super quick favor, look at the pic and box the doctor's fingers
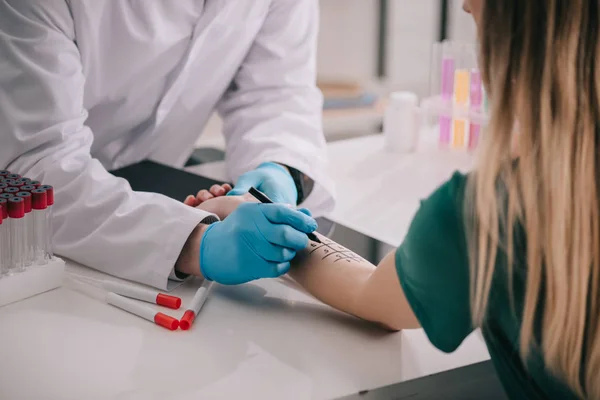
[251,237,297,263]
[259,224,308,251]
[255,262,291,279]
[184,195,199,207]
[259,204,317,234]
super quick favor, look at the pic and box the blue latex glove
[228,162,297,204]
[199,202,317,285]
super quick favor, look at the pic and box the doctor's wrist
[175,222,211,278]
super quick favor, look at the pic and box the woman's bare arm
[288,233,420,331]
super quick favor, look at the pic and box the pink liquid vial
[440,56,455,146]
[469,69,483,150]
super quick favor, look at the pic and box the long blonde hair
[468,1,600,398]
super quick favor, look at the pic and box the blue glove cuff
[256,161,291,176]
[199,222,220,281]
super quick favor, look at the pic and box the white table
[0,134,489,400]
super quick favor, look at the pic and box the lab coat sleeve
[216,0,336,216]
[0,1,213,290]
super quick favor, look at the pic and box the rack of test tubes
[0,170,65,307]
[420,41,489,151]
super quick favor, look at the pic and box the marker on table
[102,281,182,310]
[180,281,213,331]
[247,187,322,244]
[106,292,180,331]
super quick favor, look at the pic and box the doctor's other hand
[227,162,297,205]
[200,203,317,285]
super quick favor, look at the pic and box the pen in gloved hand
[248,187,321,244]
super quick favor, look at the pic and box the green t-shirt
[395,172,577,400]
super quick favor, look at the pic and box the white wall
[317,0,476,96]
[448,0,477,42]
[317,0,378,82]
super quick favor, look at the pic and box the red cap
[0,183,7,190]
[0,193,12,200]
[40,185,54,206]
[17,192,32,213]
[31,189,47,210]
[29,180,41,187]
[8,181,24,187]
[154,312,179,331]
[6,173,20,180]
[4,187,19,194]
[179,310,196,331]
[21,185,36,192]
[0,170,10,177]
[156,293,182,310]
[8,197,24,218]
[0,199,7,219]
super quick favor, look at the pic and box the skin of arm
[289,233,420,331]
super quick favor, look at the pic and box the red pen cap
[8,197,24,218]
[40,185,54,206]
[17,192,32,213]
[31,189,47,210]
[179,310,196,331]
[154,313,179,331]
[0,199,6,220]
[156,293,182,310]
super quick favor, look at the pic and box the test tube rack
[420,41,489,151]
[0,257,65,307]
[0,171,62,307]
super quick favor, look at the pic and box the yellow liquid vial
[452,119,469,148]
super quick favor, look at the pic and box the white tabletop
[0,262,488,400]
[0,133,489,400]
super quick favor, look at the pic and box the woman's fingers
[196,189,214,202]
[184,195,197,207]
[222,183,233,194]
[209,184,226,197]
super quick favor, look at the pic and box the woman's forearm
[288,233,419,331]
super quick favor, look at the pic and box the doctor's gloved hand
[228,162,297,205]
[199,202,317,285]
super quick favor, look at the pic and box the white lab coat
[0,0,335,290]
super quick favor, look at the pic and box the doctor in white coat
[0,0,335,289]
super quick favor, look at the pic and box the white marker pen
[102,281,182,310]
[180,281,213,330]
[106,292,179,331]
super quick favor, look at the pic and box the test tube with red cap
[0,171,10,178]
[0,198,7,275]
[7,197,25,274]
[5,174,20,180]
[28,181,41,188]
[20,185,37,192]
[31,189,48,264]
[39,185,54,259]
[17,191,33,266]
[4,187,19,195]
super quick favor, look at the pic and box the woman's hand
[184,184,233,207]
[192,193,257,220]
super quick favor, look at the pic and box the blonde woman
[185,0,599,398]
